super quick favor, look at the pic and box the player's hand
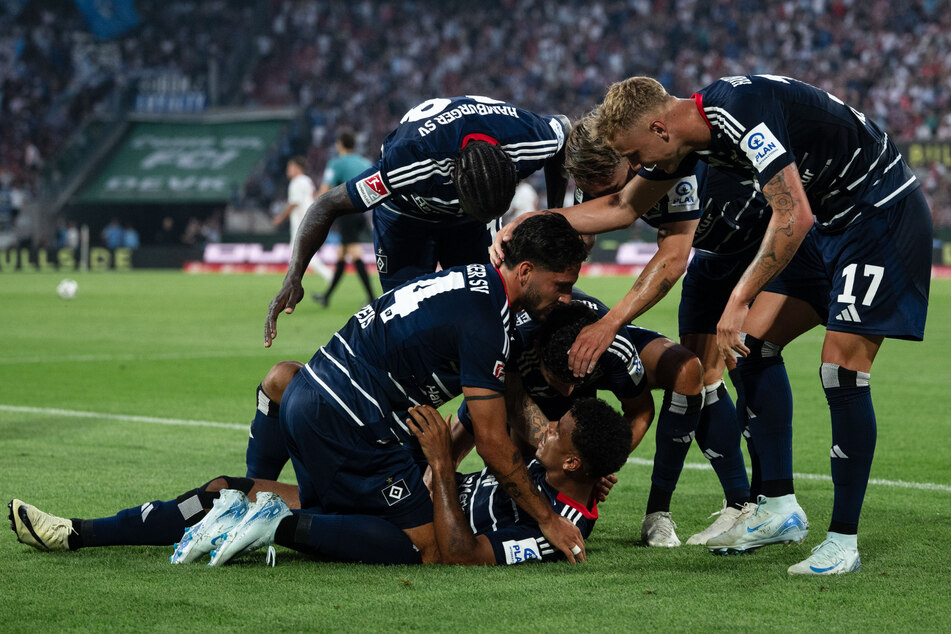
[538,513,586,563]
[594,474,618,503]
[568,317,617,377]
[716,300,750,364]
[264,278,305,348]
[407,405,453,468]
[488,211,542,267]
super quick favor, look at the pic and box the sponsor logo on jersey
[668,175,700,212]
[381,479,411,506]
[503,538,542,564]
[356,171,391,206]
[741,123,786,172]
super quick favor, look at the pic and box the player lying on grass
[10,398,631,566]
[456,295,708,548]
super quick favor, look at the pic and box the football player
[497,75,932,575]
[562,114,773,545]
[265,96,571,349]
[10,397,630,567]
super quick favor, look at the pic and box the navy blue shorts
[278,368,433,529]
[679,249,757,336]
[627,324,667,354]
[765,188,932,341]
[372,205,498,292]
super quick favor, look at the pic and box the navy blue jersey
[577,162,771,257]
[308,264,511,443]
[346,96,566,223]
[513,289,648,421]
[644,75,918,233]
[686,165,771,256]
[455,288,653,432]
[458,459,597,565]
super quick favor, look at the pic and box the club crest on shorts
[376,254,388,273]
[381,479,410,506]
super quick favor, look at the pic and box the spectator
[101,217,123,249]
[154,216,178,245]
[122,223,140,249]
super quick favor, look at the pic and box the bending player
[266,96,571,348]
[496,75,932,574]
[561,114,773,544]
[10,398,631,566]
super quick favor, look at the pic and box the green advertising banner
[76,119,286,203]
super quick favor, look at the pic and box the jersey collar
[493,266,511,308]
[691,93,713,129]
[556,491,599,519]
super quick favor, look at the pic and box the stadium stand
[2,0,949,249]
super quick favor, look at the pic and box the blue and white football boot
[170,489,250,564]
[707,494,809,554]
[208,492,291,567]
[788,533,861,575]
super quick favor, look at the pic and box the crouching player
[10,398,630,567]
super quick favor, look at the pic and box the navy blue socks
[246,384,289,480]
[735,336,794,498]
[695,381,750,508]
[822,363,876,535]
[646,390,703,514]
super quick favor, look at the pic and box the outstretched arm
[264,185,360,347]
[489,174,675,266]
[464,386,585,563]
[568,218,697,376]
[717,162,813,360]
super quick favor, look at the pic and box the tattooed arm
[463,385,586,562]
[503,371,550,451]
[716,162,814,359]
[568,218,699,376]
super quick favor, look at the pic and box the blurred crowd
[2,0,950,239]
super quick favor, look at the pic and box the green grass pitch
[1,271,949,632]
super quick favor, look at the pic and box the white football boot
[170,489,250,564]
[788,533,861,575]
[707,494,808,554]
[208,492,292,567]
[9,499,75,551]
[686,500,752,546]
[641,511,681,547]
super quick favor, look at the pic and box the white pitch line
[0,350,272,365]
[625,456,951,494]
[2,404,949,494]
[0,405,247,431]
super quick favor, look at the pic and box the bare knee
[649,342,703,395]
[262,361,304,404]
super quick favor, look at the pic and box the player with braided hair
[266,97,570,348]
[452,139,519,222]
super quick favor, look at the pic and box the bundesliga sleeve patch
[493,360,505,381]
[741,123,786,173]
[502,537,543,564]
[667,175,700,212]
[355,171,391,207]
